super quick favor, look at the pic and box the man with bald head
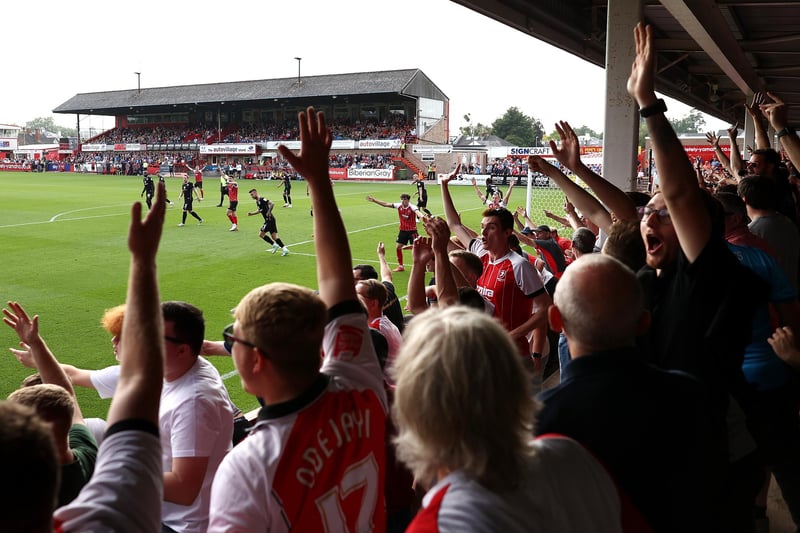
[536,254,725,531]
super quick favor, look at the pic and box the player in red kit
[366,193,424,272]
[226,176,239,231]
[186,162,204,199]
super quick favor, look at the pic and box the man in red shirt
[441,171,552,360]
[366,193,423,272]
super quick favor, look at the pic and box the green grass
[0,171,567,417]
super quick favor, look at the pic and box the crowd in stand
[6,23,800,533]
[89,116,414,146]
[329,152,394,169]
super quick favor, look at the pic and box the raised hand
[277,107,332,185]
[550,121,582,171]
[8,342,35,368]
[427,216,451,255]
[527,155,555,175]
[727,122,740,139]
[626,23,658,108]
[705,131,720,147]
[3,301,40,347]
[760,91,789,131]
[129,181,166,262]
[745,92,765,120]
[441,164,461,185]
[411,235,433,266]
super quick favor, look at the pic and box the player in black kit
[141,175,155,209]
[278,173,293,208]
[158,175,175,207]
[412,175,433,216]
[177,175,203,226]
[247,188,289,256]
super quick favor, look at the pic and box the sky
[4,0,728,136]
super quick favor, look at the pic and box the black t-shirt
[382,281,405,333]
[637,236,768,409]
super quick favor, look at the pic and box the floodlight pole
[134,72,141,94]
[294,57,302,85]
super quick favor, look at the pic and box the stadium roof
[53,69,447,118]
[454,0,800,128]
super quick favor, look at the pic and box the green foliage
[669,110,706,135]
[459,113,491,138]
[0,171,568,418]
[545,125,603,143]
[26,116,77,138]
[459,123,491,137]
[491,107,544,146]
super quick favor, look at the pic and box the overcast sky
[4,0,728,135]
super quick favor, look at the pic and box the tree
[25,117,77,138]
[491,107,544,146]
[669,110,706,135]
[545,124,602,143]
[458,122,491,137]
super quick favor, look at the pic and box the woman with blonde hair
[391,306,624,532]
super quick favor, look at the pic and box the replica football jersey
[209,305,388,532]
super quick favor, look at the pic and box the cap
[534,225,551,233]
[521,227,534,235]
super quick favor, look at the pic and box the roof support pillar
[602,0,642,197]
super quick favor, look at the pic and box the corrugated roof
[53,68,447,116]
[453,0,800,128]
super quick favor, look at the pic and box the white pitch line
[221,369,239,380]
[49,204,132,222]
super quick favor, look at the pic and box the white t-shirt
[370,314,403,384]
[54,423,163,532]
[409,436,622,532]
[208,307,387,532]
[161,357,233,533]
[89,365,121,399]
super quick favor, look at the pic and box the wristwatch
[639,99,667,118]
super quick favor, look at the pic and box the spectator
[392,305,625,531]
[0,401,59,532]
[536,254,726,530]
[354,245,406,333]
[208,107,388,531]
[441,168,552,363]
[629,23,767,532]
[3,301,98,507]
[54,181,168,530]
[738,174,800,291]
[357,278,403,383]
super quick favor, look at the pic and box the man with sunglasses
[158,301,234,533]
[209,108,387,532]
[630,23,768,531]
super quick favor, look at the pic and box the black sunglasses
[222,323,261,352]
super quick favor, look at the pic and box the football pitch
[0,171,565,417]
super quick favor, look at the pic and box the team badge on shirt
[332,325,364,362]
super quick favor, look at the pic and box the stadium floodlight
[294,57,302,85]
